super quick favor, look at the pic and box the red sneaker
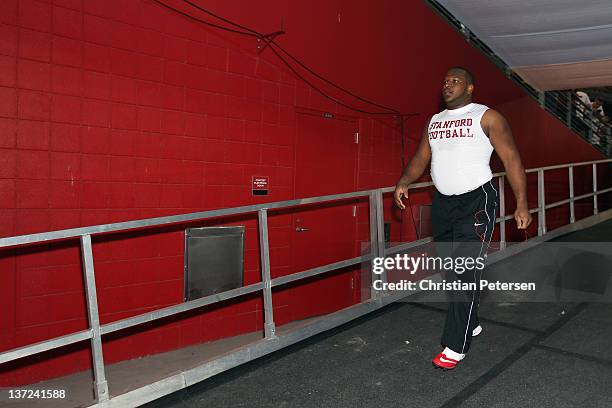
[432,351,461,370]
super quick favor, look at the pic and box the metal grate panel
[184,226,245,301]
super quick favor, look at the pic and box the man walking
[393,67,532,369]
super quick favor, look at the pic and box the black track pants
[432,180,498,354]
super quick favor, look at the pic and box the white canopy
[437,0,612,90]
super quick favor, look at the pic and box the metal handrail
[0,188,379,248]
[0,158,610,403]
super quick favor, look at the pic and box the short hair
[448,66,475,85]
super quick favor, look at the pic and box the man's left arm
[482,109,532,229]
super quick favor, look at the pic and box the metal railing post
[80,234,109,402]
[258,209,276,339]
[569,166,575,223]
[593,163,598,215]
[498,176,506,250]
[374,190,386,302]
[537,170,547,236]
[587,111,594,142]
[368,192,378,300]
[566,91,572,128]
[368,192,381,301]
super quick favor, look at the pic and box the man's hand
[394,183,409,210]
[393,122,431,210]
[485,110,531,231]
[514,206,532,229]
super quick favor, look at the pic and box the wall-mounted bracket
[256,30,285,53]
[256,18,285,53]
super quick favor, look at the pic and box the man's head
[592,97,603,109]
[442,67,474,109]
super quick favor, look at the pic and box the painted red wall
[0,0,604,385]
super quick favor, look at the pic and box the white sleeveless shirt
[428,103,493,195]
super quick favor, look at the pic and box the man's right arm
[394,122,432,210]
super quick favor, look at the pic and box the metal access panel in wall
[184,226,245,302]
